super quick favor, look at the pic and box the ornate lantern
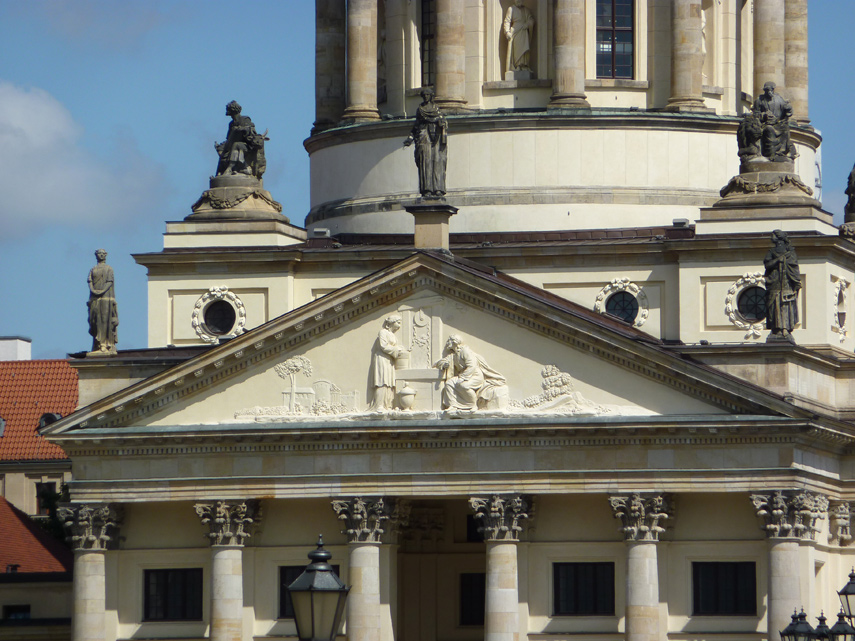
[287,535,350,641]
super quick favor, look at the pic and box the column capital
[332,496,391,543]
[750,490,829,540]
[194,499,261,546]
[58,503,123,551]
[830,501,852,544]
[609,493,671,542]
[469,494,529,542]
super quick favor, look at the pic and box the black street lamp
[781,609,816,641]
[288,535,350,641]
[839,570,855,619]
[830,611,855,641]
[816,613,831,641]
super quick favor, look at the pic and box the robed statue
[404,88,448,199]
[763,230,801,343]
[87,249,118,355]
[215,101,268,179]
[742,82,797,162]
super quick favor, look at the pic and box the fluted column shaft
[435,0,467,111]
[72,551,106,641]
[549,0,589,109]
[343,0,380,122]
[753,0,786,97]
[784,0,808,122]
[314,0,346,132]
[666,0,706,111]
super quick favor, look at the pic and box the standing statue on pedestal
[503,0,535,75]
[763,230,801,343]
[368,315,406,411]
[845,163,855,219]
[404,88,448,199]
[87,249,118,355]
[215,100,268,179]
[752,82,797,162]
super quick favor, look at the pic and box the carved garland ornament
[832,278,850,342]
[750,490,829,540]
[594,278,649,328]
[724,272,766,338]
[191,188,283,213]
[191,286,247,344]
[720,173,814,199]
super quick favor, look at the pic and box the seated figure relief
[433,335,508,413]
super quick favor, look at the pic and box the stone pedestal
[72,551,106,641]
[406,201,458,252]
[548,0,589,109]
[187,175,287,222]
[211,546,244,641]
[714,160,819,209]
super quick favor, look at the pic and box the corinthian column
[470,495,530,641]
[342,0,380,122]
[58,504,123,641]
[332,497,392,641]
[609,494,670,641]
[314,0,346,133]
[434,0,467,112]
[666,0,706,111]
[784,0,809,123]
[751,491,829,641]
[753,0,786,98]
[549,0,589,109]
[195,501,261,641]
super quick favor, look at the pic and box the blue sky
[0,1,853,359]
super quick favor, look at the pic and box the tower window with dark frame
[35,482,56,516]
[420,0,437,87]
[605,291,639,323]
[143,568,203,621]
[204,300,236,335]
[596,0,634,78]
[737,286,767,322]
[692,561,757,616]
[459,572,486,626]
[553,562,615,616]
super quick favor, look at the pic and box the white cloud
[0,82,169,239]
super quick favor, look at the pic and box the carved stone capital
[469,494,529,542]
[750,490,829,540]
[386,499,412,544]
[331,497,391,543]
[194,500,261,546]
[58,503,123,551]
[609,493,670,542]
[402,507,446,550]
[830,501,852,544]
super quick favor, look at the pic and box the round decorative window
[736,286,767,322]
[204,300,237,335]
[605,291,639,323]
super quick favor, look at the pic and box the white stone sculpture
[433,335,508,413]
[368,314,407,412]
[503,0,535,78]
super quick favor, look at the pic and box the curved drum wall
[305,113,820,234]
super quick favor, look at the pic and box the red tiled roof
[0,360,77,461]
[0,497,72,573]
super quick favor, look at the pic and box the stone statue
[503,0,534,75]
[434,335,506,412]
[368,315,406,411]
[763,230,801,343]
[845,162,855,219]
[736,111,763,162]
[87,249,118,355]
[752,82,796,162]
[215,101,268,179]
[404,88,448,199]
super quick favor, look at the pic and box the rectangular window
[35,482,56,516]
[2,604,30,620]
[143,568,203,621]
[553,562,615,616]
[459,572,486,626]
[420,0,437,87]
[692,562,757,616]
[596,0,634,78]
[279,564,340,619]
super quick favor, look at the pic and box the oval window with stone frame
[203,300,237,336]
[737,285,767,323]
[605,291,639,324]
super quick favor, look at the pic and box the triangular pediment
[44,252,807,435]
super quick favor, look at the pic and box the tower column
[549,0,589,109]
[666,0,706,111]
[434,0,467,111]
[784,0,809,123]
[470,495,530,641]
[751,491,829,641]
[314,0,346,133]
[58,504,123,641]
[195,500,261,641]
[342,0,380,122]
[753,0,786,97]
[609,494,671,641]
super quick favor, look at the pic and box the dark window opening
[605,291,639,323]
[466,514,482,542]
[692,561,757,616]
[596,0,634,78]
[35,482,56,517]
[553,562,615,616]
[279,564,340,619]
[737,286,767,322]
[420,0,437,87]
[204,300,236,336]
[3,605,31,620]
[144,568,203,621]
[459,572,486,626]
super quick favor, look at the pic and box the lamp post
[839,570,855,618]
[288,535,350,641]
[830,611,855,641]
[781,610,816,641]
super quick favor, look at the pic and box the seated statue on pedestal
[434,335,507,412]
[215,101,268,179]
[741,82,797,162]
